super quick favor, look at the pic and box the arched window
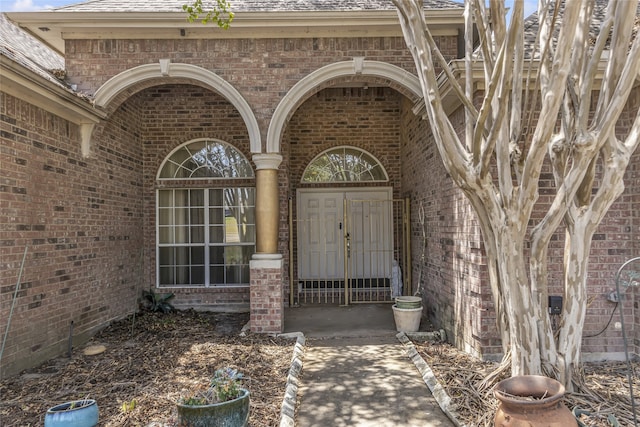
[158,139,254,179]
[156,139,255,288]
[301,146,388,183]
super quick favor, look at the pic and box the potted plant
[177,367,250,427]
[141,288,175,313]
[44,398,99,427]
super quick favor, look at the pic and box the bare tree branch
[518,0,583,216]
[392,0,639,383]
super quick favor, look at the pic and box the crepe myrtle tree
[185,0,640,387]
[183,0,234,28]
[391,0,640,387]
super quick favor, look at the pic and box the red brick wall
[64,36,455,142]
[399,87,640,360]
[0,93,144,378]
[63,34,459,307]
[135,84,254,310]
[250,262,284,333]
[626,87,639,356]
[587,87,640,356]
[399,101,495,357]
[631,90,640,355]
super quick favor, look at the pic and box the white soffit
[7,10,464,55]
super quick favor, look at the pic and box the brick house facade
[1,1,638,378]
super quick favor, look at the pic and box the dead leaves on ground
[0,310,294,427]
[415,341,639,427]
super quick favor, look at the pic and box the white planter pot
[392,304,422,332]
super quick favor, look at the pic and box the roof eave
[0,54,105,124]
[6,9,464,55]
[414,58,639,117]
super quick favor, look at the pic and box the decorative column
[250,154,284,333]
[253,154,282,254]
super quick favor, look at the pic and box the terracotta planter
[44,399,99,427]
[177,388,250,427]
[494,375,577,427]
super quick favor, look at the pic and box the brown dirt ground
[0,310,294,426]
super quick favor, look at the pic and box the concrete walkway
[283,304,455,427]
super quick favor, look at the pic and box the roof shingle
[52,0,464,13]
[0,13,66,88]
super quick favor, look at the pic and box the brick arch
[266,59,422,154]
[93,61,261,153]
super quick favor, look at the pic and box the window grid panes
[301,146,388,183]
[157,188,255,287]
[158,139,254,179]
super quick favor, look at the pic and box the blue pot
[177,388,250,427]
[44,399,99,427]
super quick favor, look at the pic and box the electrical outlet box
[548,295,562,315]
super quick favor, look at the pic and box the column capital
[252,153,283,170]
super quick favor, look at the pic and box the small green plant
[141,288,175,313]
[121,399,136,413]
[180,368,245,405]
[51,397,93,412]
[183,0,234,29]
[211,368,243,402]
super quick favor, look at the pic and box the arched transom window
[158,139,254,179]
[301,146,388,183]
[156,139,255,288]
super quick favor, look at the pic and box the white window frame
[156,188,255,288]
[155,138,255,288]
[157,138,255,180]
[301,145,389,183]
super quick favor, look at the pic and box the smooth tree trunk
[392,0,640,387]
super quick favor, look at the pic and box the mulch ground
[0,310,295,427]
[414,340,640,427]
[2,310,639,426]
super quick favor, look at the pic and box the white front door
[297,188,393,284]
[297,191,344,280]
[345,190,393,282]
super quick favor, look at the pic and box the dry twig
[414,341,639,427]
[0,310,294,427]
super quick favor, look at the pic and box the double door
[297,188,394,303]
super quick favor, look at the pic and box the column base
[249,256,284,334]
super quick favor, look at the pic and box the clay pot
[493,375,577,427]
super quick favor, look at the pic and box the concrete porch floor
[284,302,398,338]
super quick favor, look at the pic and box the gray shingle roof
[53,0,464,13]
[0,13,66,88]
[522,0,640,55]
